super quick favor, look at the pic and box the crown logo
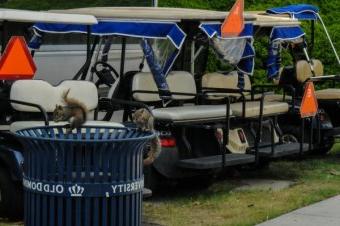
[68,184,84,197]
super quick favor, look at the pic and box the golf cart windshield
[199,23,255,89]
[267,26,305,79]
[29,20,186,98]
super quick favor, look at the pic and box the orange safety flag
[300,81,318,118]
[221,0,245,38]
[0,36,36,80]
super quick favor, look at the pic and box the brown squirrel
[132,108,161,166]
[53,89,88,132]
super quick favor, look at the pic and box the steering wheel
[93,61,119,87]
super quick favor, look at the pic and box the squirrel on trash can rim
[132,108,161,166]
[53,89,87,132]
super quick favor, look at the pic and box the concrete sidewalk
[257,195,340,226]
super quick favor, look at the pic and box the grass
[2,146,340,226]
[144,145,340,226]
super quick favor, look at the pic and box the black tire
[144,165,162,192]
[0,167,23,221]
[281,125,334,155]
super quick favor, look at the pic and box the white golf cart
[0,9,97,220]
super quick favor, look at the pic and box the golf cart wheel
[144,165,162,192]
[281,125,334,155]
[314,136,334,155]
[0,167,23,220]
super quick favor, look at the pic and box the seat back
[132,71,196,102]
[201,71,251,99]
[296,59,324,82]
[10,80,98,117]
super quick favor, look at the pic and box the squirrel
[53,89,88,132]
[132,108,161,166]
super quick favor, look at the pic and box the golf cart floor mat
[249,143,309,158]
[177,154,255,170]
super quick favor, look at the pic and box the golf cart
[264,4,339,153]
[30,7,311,188]
[195,18,312,161]
[0,9,97,220]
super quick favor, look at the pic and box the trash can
[15,125,154,226]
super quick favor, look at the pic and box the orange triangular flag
[0,36,36,80]
[300,81,318,118]
[221,0,245,37]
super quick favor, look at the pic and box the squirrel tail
[61,88,88,120]
[62,89,71,103]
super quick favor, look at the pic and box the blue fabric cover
[140,39,171,99]
[31,20,187,99]
[267,4,319,20]
[33,20,186,49]
[267,26,305,78]
[199,23,254,89]
[199,23,253,39]
[270,26,305,42]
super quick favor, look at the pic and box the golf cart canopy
[266,4,319,21]
[31,19,187,98]
[267,26,305,78]
[0,8,97,24]
[199,23,255,89]
[32,20,185,49]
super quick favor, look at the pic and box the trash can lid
[15,125,155,143]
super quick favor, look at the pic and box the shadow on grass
[150,148,340,202]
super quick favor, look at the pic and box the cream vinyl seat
[9,80,124,132]
[295,59,340,100]
[201,71,289,117]
[203,71,290,102]
[315,89,340,100]
[132,71,232,123]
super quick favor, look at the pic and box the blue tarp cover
[267,4,319,20]
[33,20,186,49]
[31,20,187,99]
[199,23,253,39]
[270,26,305,42]
[267,26,305,78]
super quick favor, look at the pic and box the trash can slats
[16,126,154,226]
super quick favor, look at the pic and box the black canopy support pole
[310,20,315,56]
[80,25,93,80]
[86,25,91,60]
[120,37,127,77]
[1,20,8,54]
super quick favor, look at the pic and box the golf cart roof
[0,8,97,24]
[50,7,300,26]
[50,7,255,21]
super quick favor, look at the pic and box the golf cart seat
[296,59,340,100]
[296,59,323,82]
[315,89,340,100]
[202,71,290,102]
[132,71,231,124]
[201,72,289,118]
[8,80,123,132]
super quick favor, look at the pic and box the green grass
[144,145,340,226]
[3,146,340,226]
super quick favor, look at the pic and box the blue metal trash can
[15,126,154,226]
